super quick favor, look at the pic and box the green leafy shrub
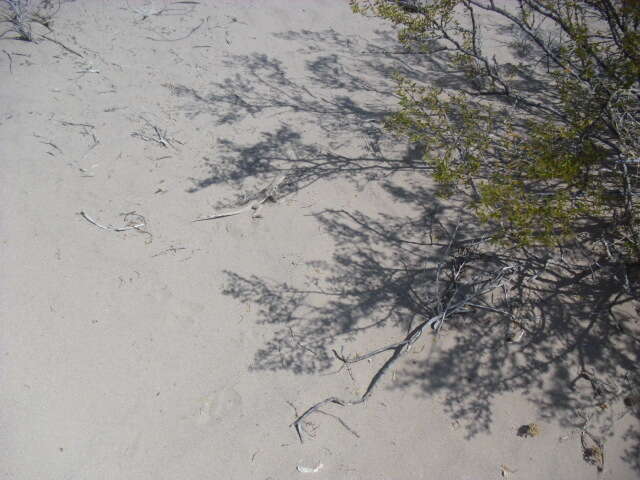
[352,0,640,256]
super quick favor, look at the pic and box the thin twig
[58,120,95,128]
[293,346,405,443]
[79,211,145,232]
[132,116,180,148]
[39,140,62,153]
[40,34,83,57]
[193,175,287,222]
[315,409,360,438]
[193,205,252,222]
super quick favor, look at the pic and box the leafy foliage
[352,0,640,255]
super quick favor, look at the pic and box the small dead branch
[57,119,95,129]
[40,33,83,57]
[132,117,179,149]
[577,369,620,397]
[151,245,186,257]
[39,140,61,153]
[79,210,147,233]
[194,206,250,221]
[292,266,514,442]
[581,430,605,472]
[33,133,63,154]
[193,174,287,222]
[79,128,99,160]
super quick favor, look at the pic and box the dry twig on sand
[40,33,83,57]
[131,117,180,148]
[193,174,287,222]
[57,119,95,129]
[79,210,149,236]
[581,430,605,472]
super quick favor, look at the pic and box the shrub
[352,0,640,259]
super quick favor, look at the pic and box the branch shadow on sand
[167,28,450,203]
[169,27,567,207]
[223,192,640,470]
[170,27,640,471]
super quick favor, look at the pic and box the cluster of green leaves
[352,0,640,254]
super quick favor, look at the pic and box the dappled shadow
[167,27,561,203]
[222,195,639,467]
[394,249,639,438]
[166,29,450,199]
[193,26,640,471]
[222,194,452,374]
[220,172,486,378]
[167,49,407,199]
[166,52,389,127]
[192,124,429,199]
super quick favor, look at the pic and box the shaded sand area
[1,1,638,479]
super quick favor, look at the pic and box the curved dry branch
[292,266,514,442]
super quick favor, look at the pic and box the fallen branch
[131,117,180,148]
[581,429,605,472]
[193,205,252,221]
[193,174,287,222]
[58,120,95,129]
[292,266,514,442]
[79,210,146,232]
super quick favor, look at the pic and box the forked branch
[291,266,515,442]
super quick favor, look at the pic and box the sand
[1,1,638,479]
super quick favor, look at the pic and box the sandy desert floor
[1,1,639,479]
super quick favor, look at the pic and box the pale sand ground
[1,1,638,479]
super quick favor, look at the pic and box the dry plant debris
[500,464,517,478]
[193,175,287,222]
[581,431,605,472]
[517,423,540,438]
[79,211,150,240]
[131,117,180,149]
[291,257,517,443]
